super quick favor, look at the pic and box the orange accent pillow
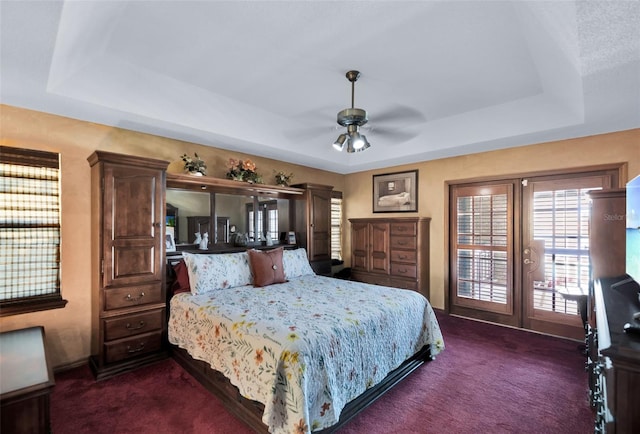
[248,248,287,287]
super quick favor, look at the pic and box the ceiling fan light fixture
[350,130,365,150]
[332,134,347,151]
[355,135,370,152]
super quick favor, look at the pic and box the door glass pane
[532,187,598,315]
[456,193,508,305]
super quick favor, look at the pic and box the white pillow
[282,248,315,279]
[182,251,252,295]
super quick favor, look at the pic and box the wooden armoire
[87,151,168,380]
[291,183,333,275]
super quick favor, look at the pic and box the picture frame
[287,231,297,245]
[165,231,176,252]
[373,170,418,213]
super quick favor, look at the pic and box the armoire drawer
[391,263,417,279]
[104,330,163,363]
[103,309,164,341]
[390,250,417,263]
[104,282,163,311]
[390,236,417,250]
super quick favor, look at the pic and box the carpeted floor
[51,313,594,433]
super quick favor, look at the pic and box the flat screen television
[627,175,640,283]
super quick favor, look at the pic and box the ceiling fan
[283,70,425,149]
[333,70,371,153]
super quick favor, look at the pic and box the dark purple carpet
[51,313,593,433]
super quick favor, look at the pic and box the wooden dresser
[349,217,430,298]
[88,151,169,380]
[593,276,640,434]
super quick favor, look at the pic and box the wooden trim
[444,163,624,187]
[169,172,306,196]
[0,296,67,317]
[87,150,169,170]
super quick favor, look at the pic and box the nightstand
[0,326,55,434]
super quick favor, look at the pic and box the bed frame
[165,255,434,433]
[170,343,432,433]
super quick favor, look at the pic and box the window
[246,200,278,241]
[331,192,343,261]
[0,146,67,316]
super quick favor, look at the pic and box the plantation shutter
[330,192,343,261]
[451,183,513,314]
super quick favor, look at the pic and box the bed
[167,248,444,434]
[377,191,411,207]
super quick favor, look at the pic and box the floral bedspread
[168,275,444,434]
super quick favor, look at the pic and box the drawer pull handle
[125,292,145,302]
[398,255,408,259]
[126,321,146,331]
[398,269,408,274]
[396,241,407,246]
[126,343,145,353]
[395,226,407,232]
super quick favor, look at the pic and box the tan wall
[0,104,344,368]
[1,103,637,368]
[343,129,640,310]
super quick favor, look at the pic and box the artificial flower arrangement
[225,158,263,184]
[274,170,294,187]
[181,153,207,176]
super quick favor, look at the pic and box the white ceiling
[1,1,639,174]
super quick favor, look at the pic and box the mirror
[166,189,292,248]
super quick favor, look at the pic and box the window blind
[330,193,342,261]
[0,146,61,302]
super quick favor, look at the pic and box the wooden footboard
[171,344,432,433]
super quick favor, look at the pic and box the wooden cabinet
[589,189,626,281]
[350,217,430,298]
[88,151,168,380]
[292,183,333,275]
[593,276,640,434]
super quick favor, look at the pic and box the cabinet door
[308,189,331,262]
[103,164,164,287]
[351,222,369,271]
[370,222,390,274]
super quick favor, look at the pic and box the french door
[450,168,618,339]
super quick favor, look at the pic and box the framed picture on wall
[373,170,418,213]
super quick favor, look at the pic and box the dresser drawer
[104,330,163,364]
[351,270,391,287]
[390,222,417,236]
[390,250,417,263]
[103,309,164,341]
[390,277,418,291]
[390,236,416,250]
[391,263,417,279]
[104,282,162,311]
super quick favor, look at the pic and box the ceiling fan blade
[371,105,426,125]
[365,126,419,145]
[283,125,338,141]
